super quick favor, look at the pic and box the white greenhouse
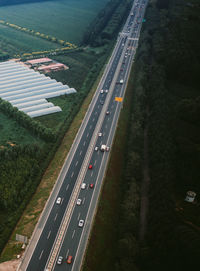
[0,60,76,117]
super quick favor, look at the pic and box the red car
[88,164,93,169]
[67,255,73,264]
[90,183,94,189]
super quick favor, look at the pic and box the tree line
[81,0,132,47]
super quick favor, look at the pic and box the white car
[100,89,104,94]
[81,183,86,189]
[77,199,82,205]
[57,256,63,265]
[78,219,84,227]
[98,132,102,137]
[105,89,108,93]
[56,197,61,204]
[95,146,98,151]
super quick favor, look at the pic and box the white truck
[100,144,109,152]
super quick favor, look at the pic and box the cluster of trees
[0,143,44,255]
[82,0,131,47]
[0,98,55,142]
[101,0,132,41]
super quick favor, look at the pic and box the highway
[18,1,148,270]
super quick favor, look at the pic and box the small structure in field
[185,191,196,203]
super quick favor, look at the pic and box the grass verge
[82,66,135,271]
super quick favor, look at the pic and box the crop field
[0,24,60,53]
[0,113,44,146]
[0,0,109,45]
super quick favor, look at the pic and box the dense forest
[113,0,200,270]
[82,0,132,46]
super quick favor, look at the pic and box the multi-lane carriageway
[18,0,148,270]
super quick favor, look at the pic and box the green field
[0,24,60,53]
[0,0,109,45]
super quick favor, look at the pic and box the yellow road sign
[115,97,123,102]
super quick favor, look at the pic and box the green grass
[0,112,44,146]
[0,0,109,45]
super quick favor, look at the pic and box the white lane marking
[83,197,85,205]
[75,160,79,166]
[91,171,93,177]
[98,105,100,108]
[66,249,69,258]
[80,150,82,155]
[54,213,58,221]
[77,213,80,220]
[87,133,89,138]
[94,160,97,166]
[72,230,76,239]
[47,231,51,240]
[95,111,97,115]
[89,125,92,129]
[108,117,110,121]
[39,250,44,260]
[100,141,102,145]
[66,184,69,191]
[71,172,74,178]
[83,141,86,146]
[105,125,107,129]
[92,118,95,122]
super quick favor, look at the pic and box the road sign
[115,97,123,102]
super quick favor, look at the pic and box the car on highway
[100,89,104,94]
[78,219,84,227]
[98,132,102,137]
[88,164,93,169]
[66,255,73,264]
[77,199,82,205]
[105,89,108,93]
[100,100,104,105]
[95,146,98,151]
[57,256,63,265]
[90,183,94,189]
[81,183,86,189]
[56,197,61,205]
[106,111,110,115]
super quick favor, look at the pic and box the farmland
[0,0,109,45]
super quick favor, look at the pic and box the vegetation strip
[0,20,77,49]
